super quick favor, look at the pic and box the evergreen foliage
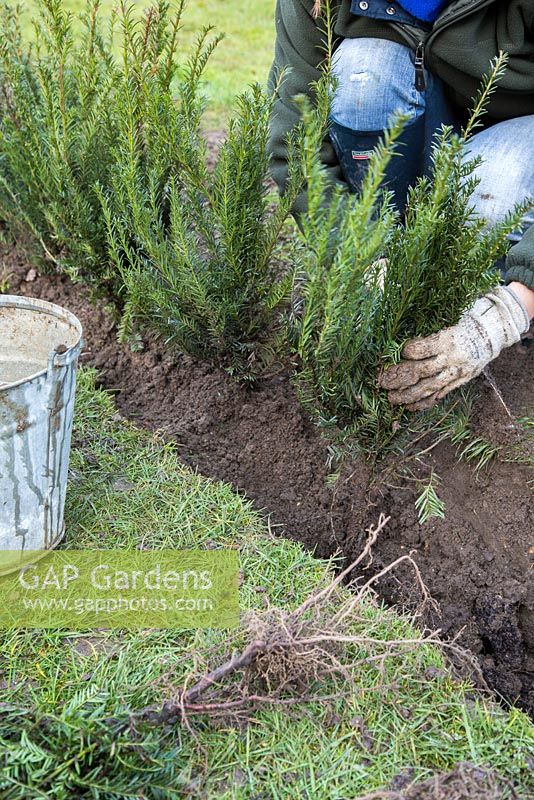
[0,0,303,377]
[99,77,302,377]
[415,472,446,524]
[0,0,214,298]
[293,54,531,455]
[0,0,122,291]
[0,1,530,433]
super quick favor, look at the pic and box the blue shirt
[397,0,449,22]
[350,0,450,27]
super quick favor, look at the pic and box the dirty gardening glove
[379,286,531,411]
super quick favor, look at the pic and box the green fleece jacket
[267,0,534,290]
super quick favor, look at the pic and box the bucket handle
[47,343,71,374]
[43,344,72,547]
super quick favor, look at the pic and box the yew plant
[100,78,303,378]
[293,55,529,457]
[0,0,125,293]
[0,0,303,378]
[0,0,213,298]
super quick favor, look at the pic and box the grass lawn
[0,369,532,798]
[23,0,277,125]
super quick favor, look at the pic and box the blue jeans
[330,37,534,238]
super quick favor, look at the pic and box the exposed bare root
[136,515,483,727]
[311,0,322,18]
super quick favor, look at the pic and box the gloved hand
[379,286,531,411]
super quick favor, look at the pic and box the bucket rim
[0,294,83,393]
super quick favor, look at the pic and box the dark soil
[3,238,533,715]
[386,762,523,799]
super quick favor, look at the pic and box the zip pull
[414,41,426,92]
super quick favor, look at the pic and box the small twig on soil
[482,366,514,420]
[39,237,60,266]
[355,551,437,610]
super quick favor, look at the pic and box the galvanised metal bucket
[0,296,83,573]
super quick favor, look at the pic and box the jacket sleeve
[505,223,534,292]
[267,0,347,216]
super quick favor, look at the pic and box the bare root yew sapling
[293,55,531,462]
[136,515,480,727]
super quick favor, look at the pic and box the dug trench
[4,242,533,716]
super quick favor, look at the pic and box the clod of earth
[356,762,522,799]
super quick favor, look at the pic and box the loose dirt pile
[364,762,523,799]
[4,238,533,714]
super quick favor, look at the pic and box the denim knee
[331,37,426,132]
[468,116,534,231]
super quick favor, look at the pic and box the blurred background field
[24,0,276,125]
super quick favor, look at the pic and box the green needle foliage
[415,471,446,524]
[377,59,531,346]
[0,0,303,378]
[292,76,400,437]
[100,76,303,378]
[293,54,531,457]
[0,0,122,291]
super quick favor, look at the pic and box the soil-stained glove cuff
[500,285,531,335]
[459,285,528,366]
